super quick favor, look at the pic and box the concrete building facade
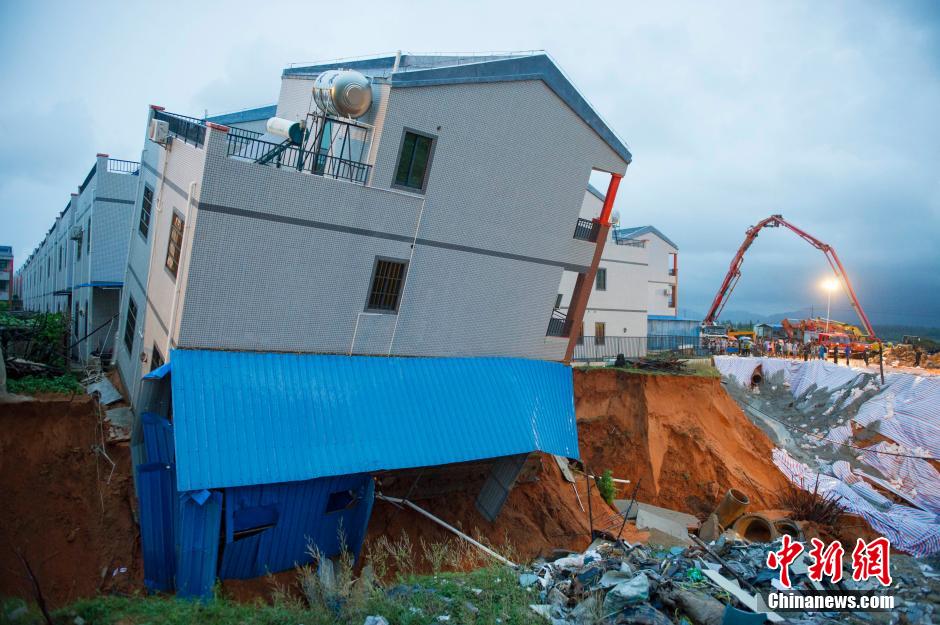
[116,52,633,396]
[16,154,140,361]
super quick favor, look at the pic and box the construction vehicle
[702,215,879,345]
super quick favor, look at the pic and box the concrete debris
[105,406,133,441]
[616,501,700,531]
[636,508,693,545]
[84,377,121,405]
[515,535,938,625]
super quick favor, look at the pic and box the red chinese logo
[851,537,892,587]
[807,537,844,583]
[766,534,804,588]
[766,536,892,588]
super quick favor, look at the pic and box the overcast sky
[2,1,938,326]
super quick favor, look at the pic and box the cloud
[0,0,937,325]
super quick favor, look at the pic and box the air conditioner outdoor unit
[68,225,83,240]
[149,119,170,144]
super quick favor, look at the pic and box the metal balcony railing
[546,308,570,337]
[572,335,710,362]
[573,218,600,242]
[106,159,140,175]
[226,133,372,184]
[153,110,207,148]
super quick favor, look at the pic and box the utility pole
[879,342,885,385]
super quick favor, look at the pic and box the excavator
[702,215,879,352]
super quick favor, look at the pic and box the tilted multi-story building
[117,51,633,598]
[16,154,140,361]
[116,52,632,395]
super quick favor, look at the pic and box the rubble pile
[881,344,940,370]
[518,535,940,625]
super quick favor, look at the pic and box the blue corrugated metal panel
[647,318,701,337]
[176,491,222,600]
[136,462,177,592]
[169,351,579,491]
[142,413,174,464]
[219,474,373,579]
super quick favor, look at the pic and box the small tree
[595,470,616,505]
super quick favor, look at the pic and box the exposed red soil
[0,395,141,607]
[575,369,791,518]
[2,367,794,607]
[223,453,645,601]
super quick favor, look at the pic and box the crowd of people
[707,336,877,366]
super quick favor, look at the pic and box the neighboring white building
[557,185,678,346]
[16,154,140,361]
[0,245,12,307]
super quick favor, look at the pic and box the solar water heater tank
[312,70,372,118]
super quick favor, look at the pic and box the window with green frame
[393,130,434,191]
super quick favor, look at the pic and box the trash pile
[518,533,940,625]
[613,354,688,373]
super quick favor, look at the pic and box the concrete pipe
[732,513,779,543]
[714,488,750,528]
[751,365,763,386]
[774,519,803,540]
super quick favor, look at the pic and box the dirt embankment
[364,454,639,562]
[0,396,140,607]
[575,369,789,517]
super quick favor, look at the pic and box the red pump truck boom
[702,214,877,340]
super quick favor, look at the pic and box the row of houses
[13,51,680,597]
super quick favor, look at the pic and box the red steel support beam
[564,173,624,363]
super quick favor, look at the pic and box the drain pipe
[386,196,427,356]
[377,494,517,567]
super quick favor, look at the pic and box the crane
[703,214,878,340]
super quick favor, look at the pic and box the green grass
[2,566,545,625]
[6,374,83,395]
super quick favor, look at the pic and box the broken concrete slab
[105,407,133,441]
[615,501,700,531]
[635,507,694,545]
[85,378,121,405]
[552,455,576,483]
[701,569,783,623]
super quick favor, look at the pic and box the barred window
[124,297,138,353]
[165,213,185,278]
[366,258,407,313]
[596,268,607,291]
[139,185,154,239]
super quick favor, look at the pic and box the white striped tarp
[787,359,868,398]
[713,356,762,387]
[858,442,940,515]
[852,374,940,460]
[773,449,940,557]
